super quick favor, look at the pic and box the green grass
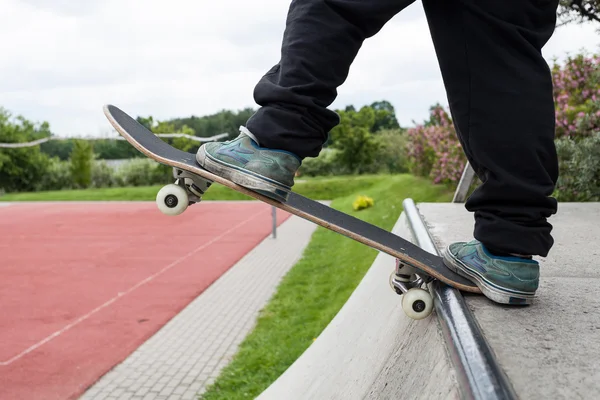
[0,175,382,202]
[199,174,452,400]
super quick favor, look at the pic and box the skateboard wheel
[156,184,189,216]
[401,288,433,320]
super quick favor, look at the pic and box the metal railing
[0,132,229,148]
[452,162,476,203]
[403,198,517,400]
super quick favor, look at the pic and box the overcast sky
[1,0,599,138]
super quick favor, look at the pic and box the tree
[558,0,600,26]
[70,139,93,188]
[330,107,380,173]
[151,121,198,152]
[168,108,255,139]
[370,100,400,132]
[0,108,52,193]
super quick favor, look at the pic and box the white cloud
[0,0,598,138]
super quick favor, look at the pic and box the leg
[424,0,560,303]
[423,0,559,257]
[197,0,415,201]
[247,0,417,158]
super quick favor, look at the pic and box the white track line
[0,209,269,366]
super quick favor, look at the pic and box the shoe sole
[442,246,536,305]
[196,146,291,202]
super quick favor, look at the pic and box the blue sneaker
[196,127,301,202]
[442,240,539,305]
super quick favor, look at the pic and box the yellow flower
[352,195,374,211]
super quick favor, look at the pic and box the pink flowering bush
[406,51,600,189]
[552,53,600,139]
[405,104,466,185]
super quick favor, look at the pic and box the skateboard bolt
[164,194,179,208]
[412,300,426,313]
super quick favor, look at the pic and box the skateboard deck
[103,104,480,294]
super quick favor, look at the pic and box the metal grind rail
[402,199,518,400]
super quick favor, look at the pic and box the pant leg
[246,0,416,158]
[421,0,560,257]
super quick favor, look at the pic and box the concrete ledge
[418,202,600,400]
[257,213,459,399]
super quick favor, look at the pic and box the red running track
[0,202,290,400]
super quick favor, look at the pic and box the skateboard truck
[389,259,435,320]
[155,168,213,216]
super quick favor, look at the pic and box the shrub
[298,149,349,177]
[116,158,171,186]
[70,140,93,188]
[352,195,374,211]
[371,129,410,174]
[554,133,600,201]
[405,105,466,185]
[38,158,73,191]
[552,53,600,139]
[91,160,123,188]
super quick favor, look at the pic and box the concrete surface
[418,202,600,400]
[80,214,317,400]
[257,213,459,400]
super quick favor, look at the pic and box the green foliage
[329,106,381,174]
[116,158,171,187]
[156,107,256,140]
[150,120,199,152]
[370,100,400,132]
[372,129,409,173]
[92,161,124,188]
[40,139,74,160]
[42,138,141,161]
[69,140,94,188]
[554,133,600,201]
[298,148,348,177]
[93,139,142,160]
[0,108,52,193]
[39,158,73,191]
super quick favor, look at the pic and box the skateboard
[103,104,481,320]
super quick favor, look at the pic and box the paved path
[80,214,317,400]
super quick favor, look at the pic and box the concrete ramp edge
[256,211,460,400]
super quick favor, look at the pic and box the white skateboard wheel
[401,288,433,320]
[156,184,189,216]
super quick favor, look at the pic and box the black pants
[246,0,560,257]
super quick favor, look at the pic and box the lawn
[199,174,453,399]
[0,175,382,202]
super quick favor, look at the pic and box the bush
[405,105,466,185]
[352,195,374,211]
[298,149,349,177]
[70,140,93,188]
[38,158,73,191]
[91,160,123,188]
[373,129,409,174]
[552,52,600,139]
[0,108,53,193]
[554,133,600,201]
[116,158,171,186]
